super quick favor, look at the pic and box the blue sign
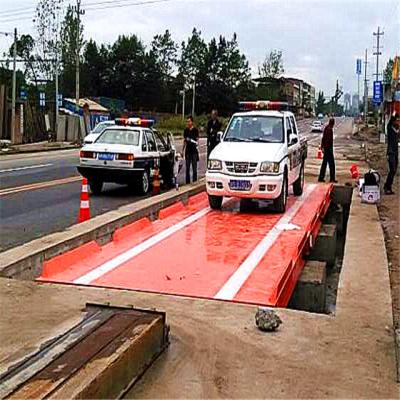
[373,81,383,104]
[57,94,63,108]
[20,90,27,101]
[356,59,362,75]
[39,92,46,107]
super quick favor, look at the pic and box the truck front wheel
[293,162,305,196]
[274,175,288,213]
[209,195,223,210]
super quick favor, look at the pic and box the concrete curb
[0,181,206,280]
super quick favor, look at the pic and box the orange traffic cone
[317,146,323,159]
[78,178,91,223]
[152,167,161,196]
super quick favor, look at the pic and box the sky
[0,0,399,98]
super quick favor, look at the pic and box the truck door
[290,116,302,183]
[286,116,300,185]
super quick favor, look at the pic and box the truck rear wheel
[89,180,103,195]
[293,162,305,196]
[274,175,287,213]
[209,195,223,210]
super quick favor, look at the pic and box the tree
[384,58,394,84]
[179,28,208,86]
[60,4,84,96]
[8,34,39,85]
[258,50,284,79]
[34,0,64,81]
[108,35,147,108]
[150,30,177,78]
[316,91,325,115]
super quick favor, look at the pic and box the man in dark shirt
[318,118,337,183]
[206,109,222,158]
[384,113,400,195]
[183,115,199,184]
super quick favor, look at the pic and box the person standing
[183,116,199,184]
[384,113,400,195]
[206,109,222,158]
[318,118,338,183]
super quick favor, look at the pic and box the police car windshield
[225,115,284,143]
[95,129,140,145]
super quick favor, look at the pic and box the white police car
[78,118,175,195]
[83,120,115,144]
[206,101,308,212]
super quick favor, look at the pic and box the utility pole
[74,0,84,112]
[373,27,384,133]
[191,76,196,116]
[364,49,369,126]
[373,27,384,81]
[11,28,17,144]
[55,54,59,141]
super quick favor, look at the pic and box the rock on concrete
[255,308,282,331]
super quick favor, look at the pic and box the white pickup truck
[206,101,307,213]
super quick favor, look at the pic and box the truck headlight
[260,161,280,174]
[208,159,222,170]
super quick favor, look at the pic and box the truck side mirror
[217,131,223,142]
[289,134,298,145]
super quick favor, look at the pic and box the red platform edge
[113,218,152,243]
[272,184,333,307]
[39,241,102,280]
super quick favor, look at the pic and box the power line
[0,0,173,22]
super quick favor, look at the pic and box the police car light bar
[115,118,155,128]
[238,101,290,111]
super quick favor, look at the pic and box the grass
[157,114,229,137]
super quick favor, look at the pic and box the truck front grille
[225,161,258,174]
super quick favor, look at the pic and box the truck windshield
[224,115,284,143]
[96,129,140,145]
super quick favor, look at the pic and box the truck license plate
[98,153,114,161]
[229,180,251,191]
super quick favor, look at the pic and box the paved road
[0,139,207,251]
[0,117,326,252]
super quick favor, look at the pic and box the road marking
[0,163,53,173]
[0,176,82,197]
[214,184,317,301]
[73,206,211,285]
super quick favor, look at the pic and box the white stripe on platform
[73,206,211,285]
[214,184,317,301]
[0,163,53,173]
[81,185,88,192]
[80,200,90,208]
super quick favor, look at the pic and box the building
[253,76,316,117]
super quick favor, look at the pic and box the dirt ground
[355,125,400,331]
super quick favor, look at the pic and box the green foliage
[150,30,177,78]
[34,0,64,81]
[16,22,256,115]
[157,114,229,136]
[384,58,394,84]
[316,91,325,115]
[258,50,284,79]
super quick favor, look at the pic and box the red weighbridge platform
[38,184,332,307]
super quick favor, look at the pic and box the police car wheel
[293,162,305,196]
[274,175,287,213]
[139,170,150,195]
[89,180,103,195]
